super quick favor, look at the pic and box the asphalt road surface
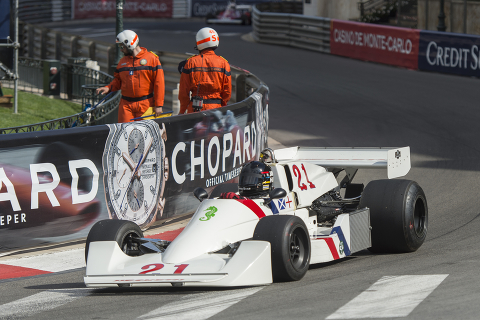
[2,19,480,320]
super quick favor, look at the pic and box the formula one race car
[84,146,428,288]
[206,1,252,25]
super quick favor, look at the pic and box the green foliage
[360,2,397,23]
[0,88,82,129]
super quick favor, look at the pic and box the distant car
[206,2,252,25]
[84,146,428,288]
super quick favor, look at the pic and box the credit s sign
[419,31,480,77]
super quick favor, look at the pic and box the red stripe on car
[235,199,266,219]
[323,238,340,260]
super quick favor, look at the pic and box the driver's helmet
[116,30,139,50]
[238,161,273,197]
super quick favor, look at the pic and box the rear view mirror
[193,187,208,202]
[269,188,287,199]
[264,188,287,205]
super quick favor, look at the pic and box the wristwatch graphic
[103,121,169,230]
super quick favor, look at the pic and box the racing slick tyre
[253,215,310,282]
[85,219,144,262]
[359,179,428,253]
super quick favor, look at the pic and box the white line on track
[326,275,448,319]
[137,286,264,320]
[0,248,85,272]
[0,288,91,319]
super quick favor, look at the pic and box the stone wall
[418,0,480,35]
[304,0,360,21]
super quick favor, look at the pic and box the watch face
[103,121,167,229]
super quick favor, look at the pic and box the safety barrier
[252,6,331,53]
[253,5,480,79]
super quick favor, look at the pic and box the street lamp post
[437,0,446,31]
[115,0,124,65]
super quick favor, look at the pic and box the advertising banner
[0,0,10,40]
[330,20,420,70]
[191,0,268,17]
[418,31,480,77]
[73,0,173,19]
[0,88,269,252]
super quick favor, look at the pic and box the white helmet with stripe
[196,27,219,51]
[116,30,139,50]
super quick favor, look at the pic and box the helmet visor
[239,173,261,187]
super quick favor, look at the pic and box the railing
[252,5,331,53]
[0,56,121,134]
[2,57,113,99]
[0,89,121,134]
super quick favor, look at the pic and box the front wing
[84,240,272,287]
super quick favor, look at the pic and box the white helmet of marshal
[196,27,219,51]
[116,30,139,50]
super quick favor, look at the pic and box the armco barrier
[252,6,331,53]
[0,74,269,253]
[253,5,480,79]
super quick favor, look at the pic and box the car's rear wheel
[253,215,310,281]
[359,179,428,253]
[85,219,144,262]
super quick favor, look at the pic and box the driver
[220,160,273,199]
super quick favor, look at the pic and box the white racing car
[84,146,427,288]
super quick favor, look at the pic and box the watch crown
[164,157,169,180]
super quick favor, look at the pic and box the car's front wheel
[85,219,144,263]
[253,215,310,281]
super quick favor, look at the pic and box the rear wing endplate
[273,146,411,179]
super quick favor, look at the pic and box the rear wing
[273,146,410,179]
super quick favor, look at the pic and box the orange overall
[179,49,231,114]
[108,47,165,122]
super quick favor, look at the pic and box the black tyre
[253,215,310,281]
[85,219,143,262]
[359,179,428,253]
[209,183,238,198]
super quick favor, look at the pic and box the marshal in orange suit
[96,30,165,123]
[178,27,231,115]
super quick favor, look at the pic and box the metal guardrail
[252,5,331,53]
[20,22,116,74]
